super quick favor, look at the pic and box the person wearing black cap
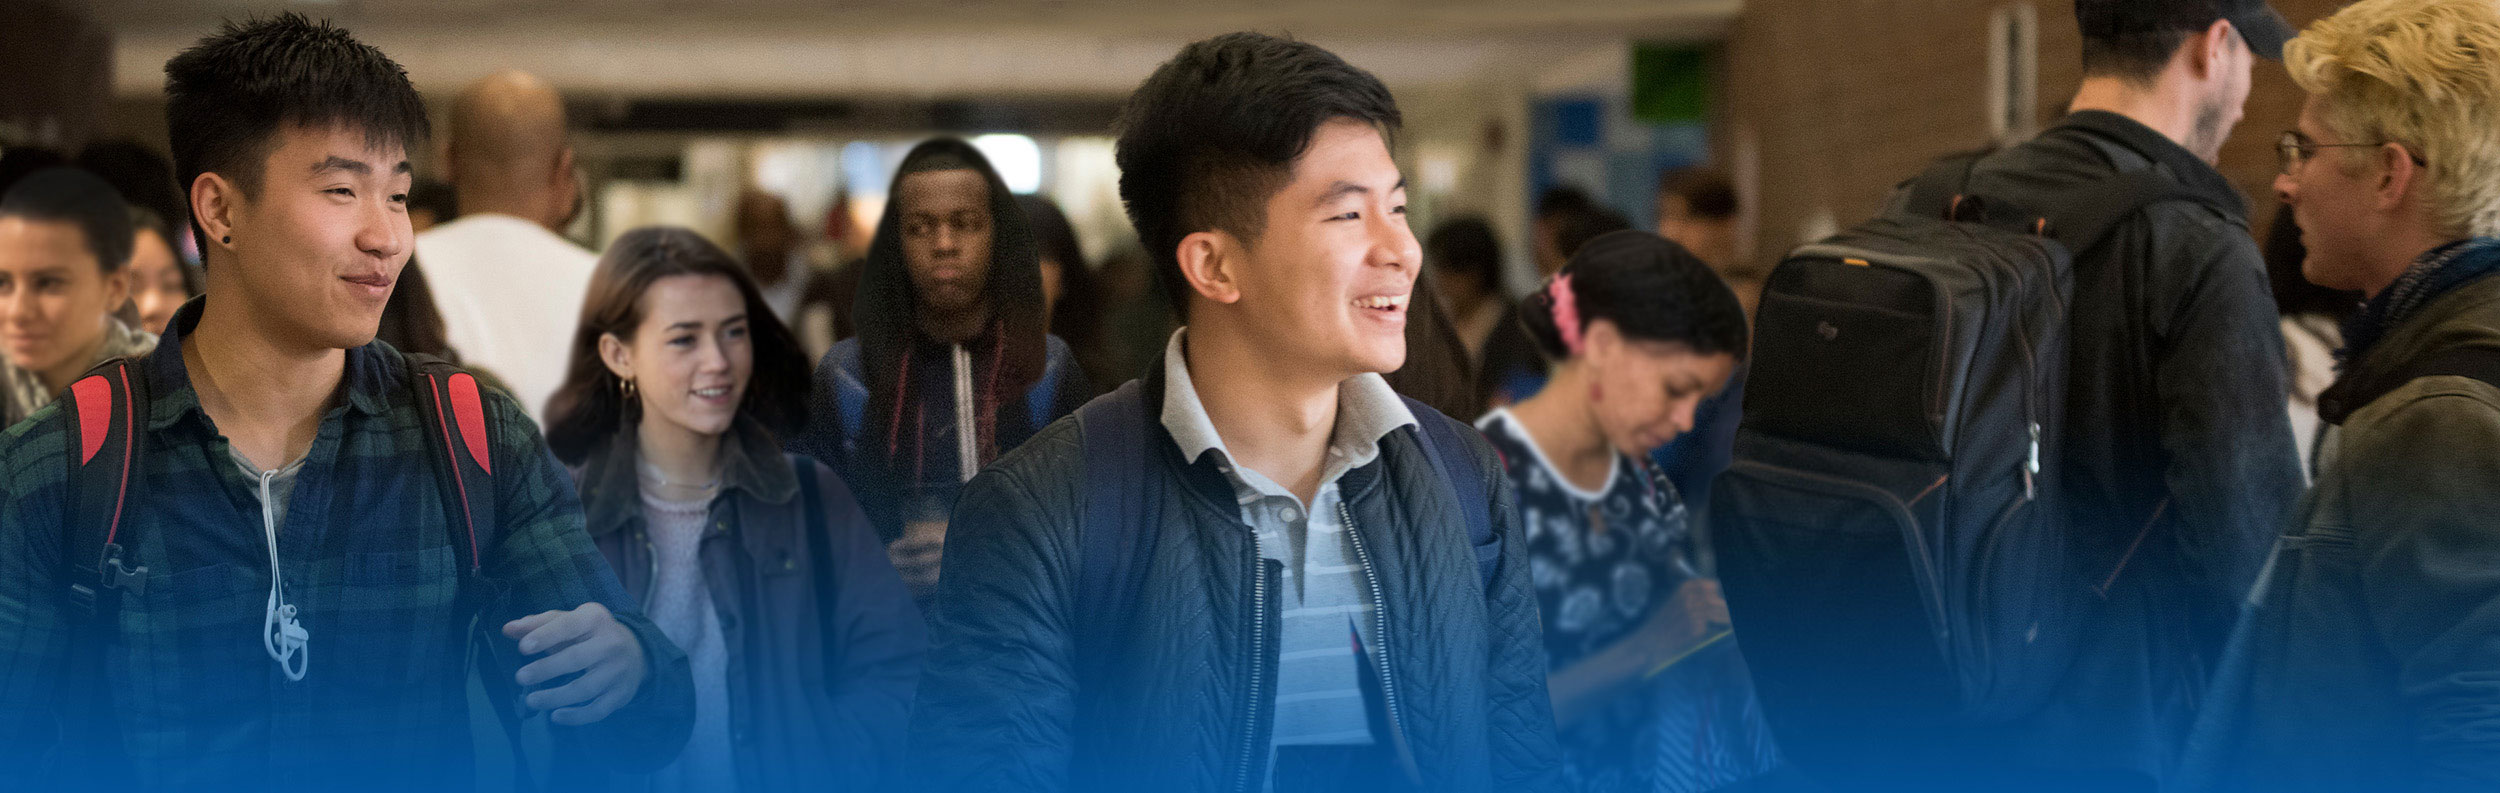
[1920,1,2307,790]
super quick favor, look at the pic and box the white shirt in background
[415,213,600,424]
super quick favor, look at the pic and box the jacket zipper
[1338,500,1417,780]
[1234,531,1271,793]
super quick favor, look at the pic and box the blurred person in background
[1649,168,1751,516]
[408,177,457,233]
[735,189,819,329]
[123,205,196,336]
[795,137,1087,602]
[1385,268,1482,421]
[0,167,155,429]
[547,227,925,793]
[1481,189,1630,407]
[1086,238,1180,384]
[0,146,69,200]
[2260,206,2358,475]
[1017,193,1113,392]
[1654,167,1757,319]
[418,68,595,422]
[386,177,468,365]
[1426,216,1508,370]
[1478,230,1775,793]
[77,139,193,264]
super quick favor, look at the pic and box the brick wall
[1716,0,2345,274]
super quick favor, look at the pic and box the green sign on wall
[1632,44,1713,124]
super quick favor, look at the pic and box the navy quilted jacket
[904,361,1564,793]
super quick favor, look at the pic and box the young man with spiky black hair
[0,14,691,789]
[906,32,1562,793]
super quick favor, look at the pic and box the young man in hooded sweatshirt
[795,138,1089,601]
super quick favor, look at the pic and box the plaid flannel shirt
[0,299,692,790]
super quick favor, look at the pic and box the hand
[889,519,948,599]
[502,601,648,726]
[1635,578,1729,666]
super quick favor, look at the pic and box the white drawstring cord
[256,468,309,682]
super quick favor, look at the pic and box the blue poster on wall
[1530,44,1713,233]
[1531,94,1709,234]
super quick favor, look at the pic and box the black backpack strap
[1074,380,1157,676]
[408,354,544,790]
[2031,169,2209,254]
[1398,398,1499,588]
[2317,346,2500,425]
[62,356,151,618]
[1895,150,1996,223]
[409,354,497,576]
[792,454,841,683]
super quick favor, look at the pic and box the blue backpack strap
[1028,347,1069,431]
[1075,380,1157,673]
[1399,396,1499,588]
[827,341,868,443]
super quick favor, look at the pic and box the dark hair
[408,178,458,224]
[0,167,137,273]
[1425,216,1505,296]
[2077,0,2227,84]
[1537,186,1598,219]
[1115,32,1401,319]
[1018,194,1103,351]
[852,138,1050,498]
[77,140,188,237]
[0,147,69,201]
[1521,230,1747,362]
[162,12,429,253]
[545,227,812,465]
[1384,268,1482,420]
[2263,207,2359,319]
[1552,203,1631,262]
[376,260,456,361]
[1658,167,1738,220]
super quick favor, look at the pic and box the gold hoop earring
[619,377,638,401]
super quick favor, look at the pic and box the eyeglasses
[2278,130,2429,175]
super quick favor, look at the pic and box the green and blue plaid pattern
[0,301,691,790]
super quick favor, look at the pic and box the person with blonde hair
[2180,1,2500,789]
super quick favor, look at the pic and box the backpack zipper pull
[2025,423,2042,500]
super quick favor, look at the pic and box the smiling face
[1581,320,1738,456]
[204,124,413,350]
[603,273,753,441]
[0,217,127,381]
[1225,117,1420,378]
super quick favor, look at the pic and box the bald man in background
[416,69,596,423]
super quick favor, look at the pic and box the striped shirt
[1156,330,1418,771]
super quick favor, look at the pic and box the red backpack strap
[409,354,497,576]
[62,357,151,616]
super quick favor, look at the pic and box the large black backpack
[1707,152,2207,774]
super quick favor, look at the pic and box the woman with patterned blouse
[1475,230,1777,792]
